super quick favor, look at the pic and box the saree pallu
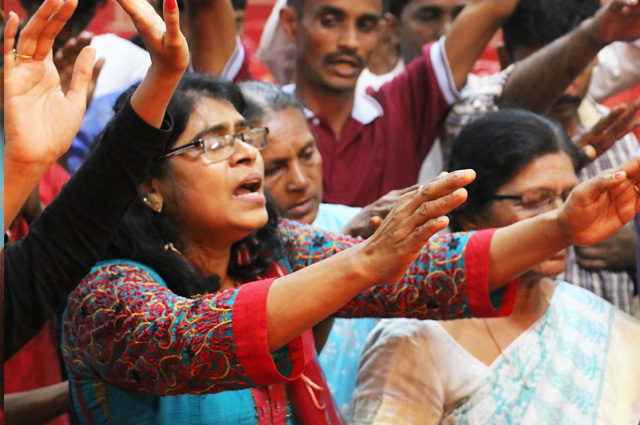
[442,282,640,425]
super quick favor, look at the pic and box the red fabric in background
[602,85,640,142]
[4,163,71,425]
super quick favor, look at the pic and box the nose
[229,139,259,166]
[338,23,360,52]
[286,161,310,193]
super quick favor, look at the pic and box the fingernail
[165,0,177,10]
[607,171,626,179]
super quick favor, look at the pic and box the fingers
[117,0,163,38]
[65,46,97,112]
[163,0,183,48]
[54,32,93,66]
[409,187,468,227]
[406,169,475,213]
[92,58,106,84]
[33,0,79,60]
[4,11,20,69]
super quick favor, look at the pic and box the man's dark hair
[447,109,581,232]
[388,0,412,19]
[103,74,283,297]
[502,0,600,57]
[287,0,304,13]
[231,0,247,10]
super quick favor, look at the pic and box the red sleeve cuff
[232,278,310,386]
[465,229,518,317]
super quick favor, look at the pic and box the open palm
[3,0,94,166]
[558,158,640,246]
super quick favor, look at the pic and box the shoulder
[364,319,444,354]
[72,260,168,298]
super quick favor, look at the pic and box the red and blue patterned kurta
[62,220,517,424]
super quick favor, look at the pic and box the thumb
[582,170,628,202]
[66,46,96,110]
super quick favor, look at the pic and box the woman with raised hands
[60,69,640,422]
[3,0,189,360]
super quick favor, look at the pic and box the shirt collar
[282,84,384,124]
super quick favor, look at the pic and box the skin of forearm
[187,0,237,75]
[445,0,516,90]
[265,243,375,352]
[130,67,182,128]
[488,210,571,290]
[501,18,606,114]
[4,381,70,425]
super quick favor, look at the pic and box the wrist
[546,209,574,248]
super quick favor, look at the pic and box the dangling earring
[142,193,163,213]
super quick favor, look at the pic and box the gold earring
[142,194,163,213]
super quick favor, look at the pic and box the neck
[296,74,356,138]
[504,274,556,327]
[182,242,236,291]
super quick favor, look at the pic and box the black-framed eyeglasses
[490,188,573,212]
[160,127,269,162]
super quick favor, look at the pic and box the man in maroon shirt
[272,0,517,206]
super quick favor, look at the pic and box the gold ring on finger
[12,49,33,60]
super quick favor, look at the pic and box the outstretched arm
[444,0,518,90]
[502,0,640,114]
[489,157,640,285]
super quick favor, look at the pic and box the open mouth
[233,177,262,197]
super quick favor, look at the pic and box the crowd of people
[2,0,640,424]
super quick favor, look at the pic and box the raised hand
[557,157,640,246]
[361,170,475,285]
[575,98,640,166]
[117,0,189,127]
[342,184,421,239]
[54,32,105,107]
[588,0,640,44]
[4,0,95,167]
[4,0,95,230]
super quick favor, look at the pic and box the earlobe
[140,179,164,213]
[280,6,299,42]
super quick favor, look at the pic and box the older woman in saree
[351,109,640,425]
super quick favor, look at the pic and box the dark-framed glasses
[160,127,269,162]
[490,188,573,212]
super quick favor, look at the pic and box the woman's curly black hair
[101,73,283,297]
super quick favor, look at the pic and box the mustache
[553,95,582,107]
[323,51,365,68]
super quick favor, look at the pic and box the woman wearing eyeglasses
[351,109,640,425]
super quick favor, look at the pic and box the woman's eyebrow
[193,123,231,140]
[234,119,250,128]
